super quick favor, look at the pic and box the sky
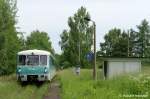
[17,0,150,53]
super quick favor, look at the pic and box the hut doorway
[104,61,108,78]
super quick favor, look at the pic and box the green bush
[61,61,71,69]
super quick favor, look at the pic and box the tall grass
[0,67,150,99]
[0,74,49,99]
[59,68,150,99]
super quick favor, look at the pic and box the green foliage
[99,19,150,58]
[61,61,71,69]
[26,30,55,54]
[54,54,71,69]
[18,32,26,50]
[59,7,94,68]
[136,19,150,57]
[99,28,128,57]
[0,0,20,75]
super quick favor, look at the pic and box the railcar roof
[18,49,50,55]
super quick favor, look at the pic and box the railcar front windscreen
[27,55,39,66]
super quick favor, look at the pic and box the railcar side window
[49,56,52,65]
[40,55,47,65]
[18,55,26,65]
[27,55,39,66]
[50,56,56,66]
[51,57,54,65]
[49,56,54,65]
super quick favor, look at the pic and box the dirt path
[44,79,61,99]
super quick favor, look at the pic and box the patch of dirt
[44,79,61,99]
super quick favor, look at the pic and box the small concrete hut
[102,58,141,79]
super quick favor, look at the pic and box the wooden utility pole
[93,22,96,80]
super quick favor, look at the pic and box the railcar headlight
[44,68,47,73]
[18,68,21,73]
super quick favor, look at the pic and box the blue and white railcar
[16,49,56,81]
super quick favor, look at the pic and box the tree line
[98,19,150,58]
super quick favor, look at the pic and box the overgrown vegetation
[59,67,150,99]
[0,74,49,99]
[0,66,150,99]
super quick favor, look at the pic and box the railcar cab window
[26,55,39,66]
[18,55,26,65]
[40,55,47,65]
[49,56,52,65]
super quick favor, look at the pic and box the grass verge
[0,74,49,99]
[59,67,150,99]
